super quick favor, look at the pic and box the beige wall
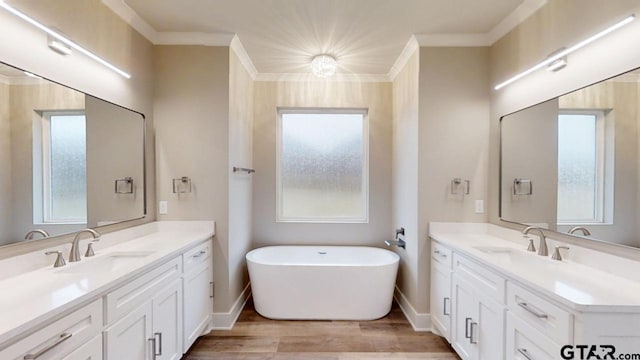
[419,47,490,313]
[391,50,420,313]
[0,82,11,243]
[500,98,559,229]
[9,82,85,244]
[86,95,145,228]
[0,0,155,256]
[228,47,254,308]
[252,80,392,248]
[153,45,232,312]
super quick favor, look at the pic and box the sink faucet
[568,226,591,236]
[24,229,50,240]
[521,226,548,256]
[69,229,100,262]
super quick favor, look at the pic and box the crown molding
[415,33,491,47]
[155,32,234,46]
[387,35,419,81]
[255,72,390,82]
[102,0,158,43]
[230,35,258,79]
[487,0,547,44]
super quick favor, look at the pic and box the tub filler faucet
[385,227,406,249]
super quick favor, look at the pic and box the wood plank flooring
[184,299,460,360]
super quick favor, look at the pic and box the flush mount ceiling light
[311,54,337,78]
[0,0,131,78]
[494,14,635,90]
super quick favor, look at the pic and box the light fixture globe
[311,54,337,78]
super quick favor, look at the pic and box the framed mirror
[500,68,640,248]
[0,62,145,246]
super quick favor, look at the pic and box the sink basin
[473,246,515,254]
[56,251,155,274]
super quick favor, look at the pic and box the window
[277,109,369,222]
[36,111,87,223]
[557,110,609,224]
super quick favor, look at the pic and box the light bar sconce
[494,14,635,90]
[0,0,131,78]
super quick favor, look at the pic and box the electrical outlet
[159,201,168,215]
[475,200,484,214]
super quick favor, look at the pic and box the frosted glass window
[45,113,87,222]
[557,112,602,223]
[278,111,368,222]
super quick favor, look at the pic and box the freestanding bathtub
[246,245,399,320]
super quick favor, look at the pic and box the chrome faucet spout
[385,239,406,249]
[69,229,100,262]
[24,229,50,240]
[522,226,548,256]
[568,226,591,236]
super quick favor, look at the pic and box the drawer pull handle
[464,317,472,339]
[518,348,534,360]
[24,332,72,359]
[154,332,163,356]
[433,250,447,258]
[149,337,157,360]
[518,302,548,319]
[443,297,450,316]
[192,250,207,258]
[470,322,478,344]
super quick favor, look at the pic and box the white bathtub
[246,245,399,320]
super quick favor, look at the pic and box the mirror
[0,62,145,246]
[501,68,640,248]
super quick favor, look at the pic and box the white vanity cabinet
[430,242,452,341]
[450,253,505,360]
[182,241,213,352]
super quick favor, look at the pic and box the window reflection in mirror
[501,69,640,247]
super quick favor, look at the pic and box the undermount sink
[56,251,155,274]
[473,246,515,254]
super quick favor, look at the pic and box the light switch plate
[475,200,484,214]
[159,201,168,215]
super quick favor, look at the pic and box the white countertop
[430,223,640,313]
[0,221,214,346]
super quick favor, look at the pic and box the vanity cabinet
[430,242,452,341]
[450,255,505,360]
[182,241,213,352]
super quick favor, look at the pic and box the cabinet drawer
[183,240,211,273]
[61,334,102,360]
[506,312,562,360]
[431,241,452,268]
[0,299,102,360]
[106,256,182,324]
[453,253,505,303]
[507,282,573,345]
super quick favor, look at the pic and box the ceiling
[106,0,546,77]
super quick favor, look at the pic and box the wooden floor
[184,300,459,360]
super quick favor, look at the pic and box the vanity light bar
[0,1,131,79]
[494,14,635,90]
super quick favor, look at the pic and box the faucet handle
[45,251,67,268]
[526,238,536,252]
[84,241,98,257]
[551,246,570,261]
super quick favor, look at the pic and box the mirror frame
[0,61,147,248]
[498,66,640,251]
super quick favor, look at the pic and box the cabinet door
[476,292,505,360]
[152,278,183,360]
[61,334,102,360]
[104,302,153,360]
[183,260,212,352]
[431,261,451,342]
[451,274,476,360]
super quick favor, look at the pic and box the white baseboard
[210,283,251,330]
[393,286,432,332]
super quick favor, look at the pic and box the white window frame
[36,110,87,224]
[557,109,609,225]
[276,108,370,223]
